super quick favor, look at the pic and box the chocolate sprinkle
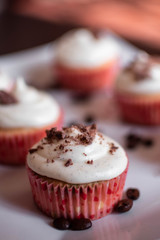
[29,148,37,154]
[46,128,65,141]
[87,160,93,164]
[125,56,151,80]
[45,124,97,146]
[59,144,64,150]
[0,90,18,105]
[109,143,119,155]
[65,159,73,167]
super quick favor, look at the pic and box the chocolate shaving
[109,143,119,155]
[59,144,64,150]
[87,160,93,164]
[46,128,65,141]
[29,148,37,154]
[46,158,55,163]
[0,90,18,105]
[83,153,87,156]
[37,145,44,150]
[125,56,151,80]
[65,159,73,167]
[77,124,97,145]
[45,124,97,146]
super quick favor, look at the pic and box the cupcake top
[0,72,14,91]
[116,53,160,95]
[0,77,60,128]
[27,124,128,184]
[55,28,118,69]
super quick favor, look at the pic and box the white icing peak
[0,77,60,128]
[116,53,160,95]
[0,72,14,91]
[27,126,128,184]
[55,28,118,68]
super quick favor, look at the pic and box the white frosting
[0,78,60,128]
[55,29,118,68]
[0,72,14,91]
[27,127,128,184]
[116,55,160,95]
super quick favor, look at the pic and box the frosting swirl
[0,78,60,128]
[116,53,160,95]
[27,125,128,184]
[55,28,119,69]
[0,72,14,91]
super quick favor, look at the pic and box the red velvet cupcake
[54,29,119,92]
[27,124,128,220]
[115,53,160,125]
[0,77,63,165]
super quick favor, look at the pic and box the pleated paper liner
[27,163,128,220]
[55,59,119,92]
[116,93,160,125]
[0,112,63,165]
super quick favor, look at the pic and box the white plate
[1,34,160,240]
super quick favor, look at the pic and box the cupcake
[27,124,128,220]
[115,53,160,125]
[0,77,63,165]
[54,29,119,92]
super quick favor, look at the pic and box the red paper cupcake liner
[55,60,119,92]
[27,163,128,220]
[116,93,160,125]
[0,112,63,165]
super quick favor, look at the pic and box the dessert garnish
[125,133,154,150]
[0,90,18,104]
[45,124,97,146]
[53,217,70,230]
[115,199,133,213]
[87,160,93,164]
[125,55,151,80]
[53,217,92,231]
[70,218,92,231]
[65,159,73,167]
[29,148,38,154]
[126,188,140,200]
[109,143,119,155]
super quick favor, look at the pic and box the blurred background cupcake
[115,53,160,125]
[54,28,119,92]
[0,76,63,165]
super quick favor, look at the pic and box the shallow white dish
[0,34,160,240]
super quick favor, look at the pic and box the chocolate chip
[115,199,133,213]
[142,139,154,147]
[0,90,18,104]
[53,217,70,230]
[84,115,95,124]
[70,218,92,231]
[29,148,37,154]
[127,188,140,200]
